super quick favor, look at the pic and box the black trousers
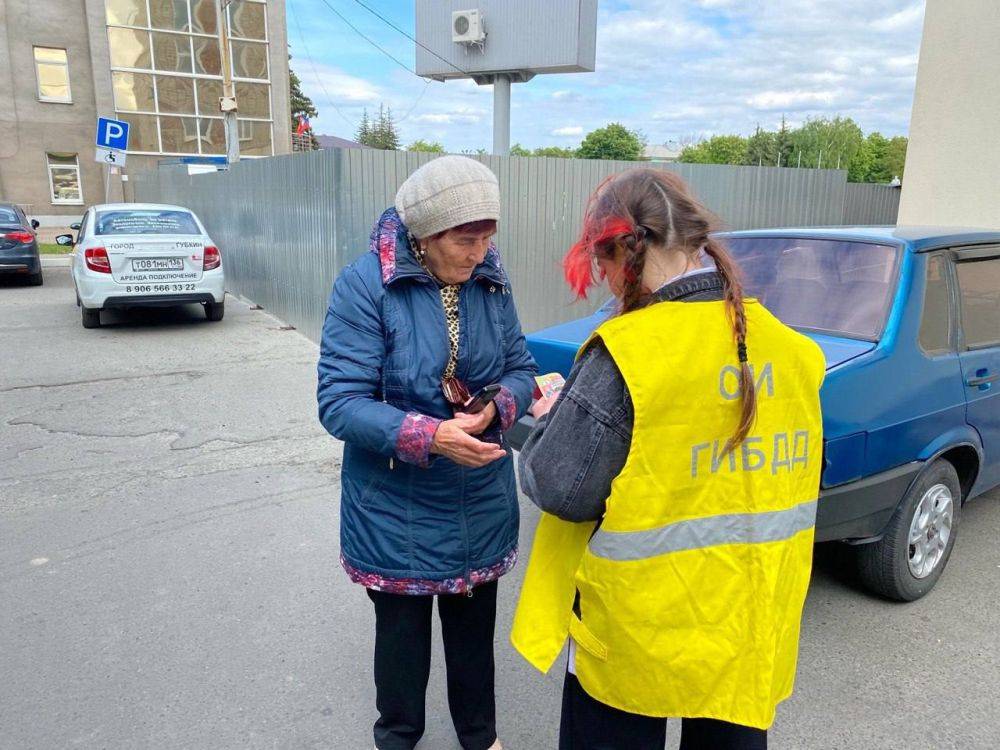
[367,580,498,750]
[559,672,767,750]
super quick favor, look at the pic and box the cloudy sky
[285,0,926,152]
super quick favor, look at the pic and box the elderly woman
[317,156,537,750]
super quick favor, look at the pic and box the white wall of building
[898,0,1000,228]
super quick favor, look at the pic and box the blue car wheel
[857,459,961,601]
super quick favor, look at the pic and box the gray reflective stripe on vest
[588,499,818,561]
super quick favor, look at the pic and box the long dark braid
[702,237,757,451]
[619,226,650,314]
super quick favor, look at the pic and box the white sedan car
[58,203,225,329]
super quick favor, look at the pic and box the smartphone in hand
[463,384,502,414]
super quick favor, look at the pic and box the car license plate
[131,258,184,272]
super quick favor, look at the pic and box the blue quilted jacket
[317,208,537,589]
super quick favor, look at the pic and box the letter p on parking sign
[96,117,130,152]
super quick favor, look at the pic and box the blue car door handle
[967,369,998,388]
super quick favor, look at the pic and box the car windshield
[0,208,20,224]
[95,209,199,236]
[723,237,901,340]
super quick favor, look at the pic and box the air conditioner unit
[452,9,486,44]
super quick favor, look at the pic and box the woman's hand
[432,415,507,467]
[452,402,497,436]
[530,393,559,420]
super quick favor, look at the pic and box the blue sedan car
[0,203,42,286]
[510,227,1000,601]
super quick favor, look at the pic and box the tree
[789,116,864,170]
[509,144,576,158]
[885,136,908,180]
[774,116,794,167]
[356,109,372,146]
[661,116,905,180]
[847,140,874,182]
[407,140,445,153]
[532,146,576,158]
[744,126,777,166]
[576,123,644,161]
[357,104,399,150]
[374,104,400,150]
[678,140,705,163]
[679,135,747,165]
[849,132,894,183]
[289,62,319,149]
[866,133,893,183]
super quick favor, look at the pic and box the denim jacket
[518,270,725,522]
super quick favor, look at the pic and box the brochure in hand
[534,373,566,400]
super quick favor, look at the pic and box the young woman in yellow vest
[513,169,825,749]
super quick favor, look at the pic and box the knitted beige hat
[395,155,500,239]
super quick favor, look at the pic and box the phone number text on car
[125,283,198,294]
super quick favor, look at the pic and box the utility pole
[215,0,240,164]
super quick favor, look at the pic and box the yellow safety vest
[512,299,825,730]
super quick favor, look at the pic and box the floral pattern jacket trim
[495,386,518,432]
[341,549,518,595]
[397,412,443,467]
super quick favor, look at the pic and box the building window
[190,0,218,35]
[108,27,153,69]
[155,74,196,114]
[160,115,200,153]
[34,47,72,103]
[115,113,160,151]
[231,40,267,80]
[112,70,156,111]
[106,0,273,156]
[192,36,222,75]
[228,1,267,40]
[234,81,269,118]
[150,0,191,32]
[152,31,194,73]
[195,77,222,115]
[47,154,83,204]
[198,118,226,154]
[237,119,272,156]
[106,0,148,27]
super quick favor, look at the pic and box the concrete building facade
[898,0,1000,229]
[0,0,291,224]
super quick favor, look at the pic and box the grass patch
[38,243,70,255]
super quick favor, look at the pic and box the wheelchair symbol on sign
[95,146,128,166]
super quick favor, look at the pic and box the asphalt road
[2,265,998,750]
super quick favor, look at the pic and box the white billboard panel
[415,0,598,81]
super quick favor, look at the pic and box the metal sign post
[95,116,131,202]
[492,75,511,156]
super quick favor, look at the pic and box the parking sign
[96,117,130,152]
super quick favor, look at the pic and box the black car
[0,203,42,285]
